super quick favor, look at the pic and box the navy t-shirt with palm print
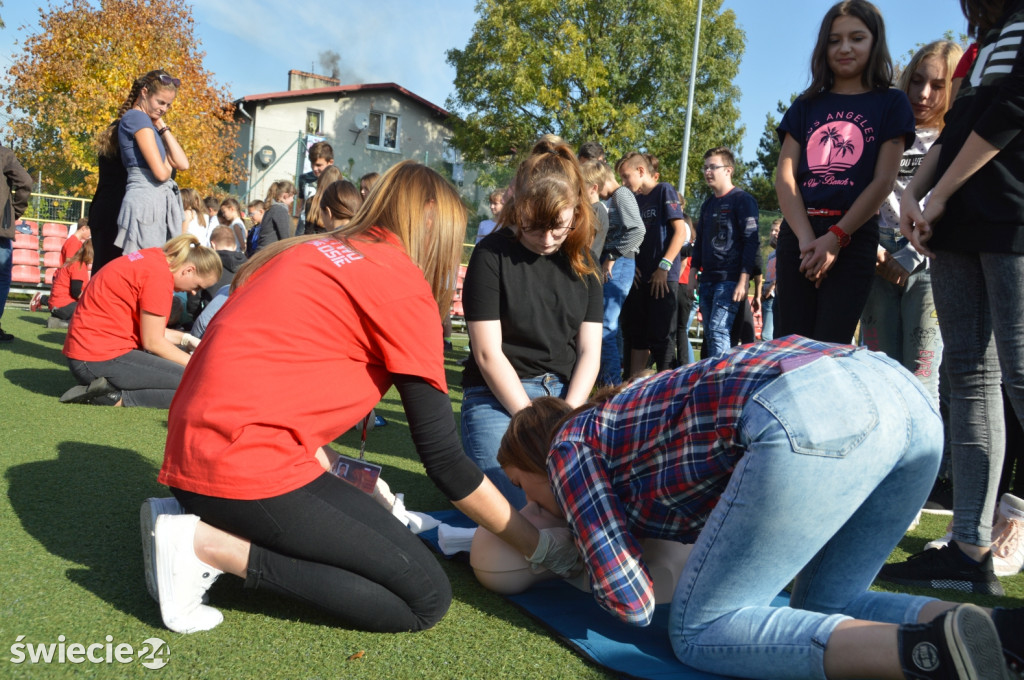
[777,89,914,211]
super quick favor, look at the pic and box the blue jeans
[932,249,1024,546]
[599,258,635,386]
[859,230,941,406]
[0,237,11,322]
[698,280,741,359]
[461,374,567,507]
[669,350,942,679]
[760,296,775,341]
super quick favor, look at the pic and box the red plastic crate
[13,233,38,250]
[12,248,39,266]
[42,222,69,238]
[42,236,66,252]
[11,265,41,284]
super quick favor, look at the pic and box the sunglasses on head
[157,73,181,87]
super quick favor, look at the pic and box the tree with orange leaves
[3,0,244,197]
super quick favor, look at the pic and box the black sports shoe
[992,607,1023,678]
[899,603,1009,680]
[59,377,118,404]
[0,326,13,342]
[878,542,1005,596]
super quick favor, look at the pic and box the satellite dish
[355,114,369,130]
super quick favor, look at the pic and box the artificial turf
[0,305,1020,679]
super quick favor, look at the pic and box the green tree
[446,0,745,201]
[739,96,798,212]
[3,0,244,197]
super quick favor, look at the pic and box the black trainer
[878,542,1005,596]
[59,377,118,404]
[0,326,13,342]
[992,607,1023,678]
[899,603,1009,680]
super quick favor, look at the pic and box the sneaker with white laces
[29,292,43,312]
[154,514,223,633]
[898,603,1009,680]
[140,497,184,602]
[992,493,1024,577]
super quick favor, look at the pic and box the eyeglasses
[157,73,181,88]
[520,224,576,236]
[703,164,729,173]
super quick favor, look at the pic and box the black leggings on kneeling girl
[172,473,452,632]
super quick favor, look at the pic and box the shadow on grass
[6,442,171,627]
[0,335,67,366]
[5,442,347,630]
[6,367,75,398]
[38,330,69,345]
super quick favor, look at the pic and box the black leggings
[774,216,878,344]
[172,473,452,632]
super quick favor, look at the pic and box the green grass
[0,306,1021,678]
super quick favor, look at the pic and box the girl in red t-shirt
[148,162,581,636]
[48,238,93,322]
[59,233,221,408]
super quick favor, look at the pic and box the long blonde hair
[233,161,466,315]
[163,233,223,278]
[897,40,963,131]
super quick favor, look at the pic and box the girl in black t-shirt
[774,0,914,343]
[461,135,603,507]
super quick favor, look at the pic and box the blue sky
[0,0,969,163]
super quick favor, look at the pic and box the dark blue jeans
[172,473,451,632]
[0,237,11,322]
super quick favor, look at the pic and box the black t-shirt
[931,0,1024,254]
[462,229,603,388]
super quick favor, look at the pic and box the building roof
[237,82,451,119]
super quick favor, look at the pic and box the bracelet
[157,126,170,136]
[658,258,672,271]
[828,224,850,249]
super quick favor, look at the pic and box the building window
[305,109,323,135]
[367,112,399,151]
[443,139,464,185]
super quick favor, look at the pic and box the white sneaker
[992,493,1024,577]
[140,497,184,602]
[154,514,224,633]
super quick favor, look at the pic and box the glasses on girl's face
[157,73,181,87]
[520,224,575,237]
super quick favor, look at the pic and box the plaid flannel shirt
[547,335,858,626]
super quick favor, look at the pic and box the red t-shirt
[60,233,84,265]
[159,232,447,500]
[63,248,173,361]
[49,261,91,310]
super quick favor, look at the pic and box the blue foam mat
[420,510,788,680]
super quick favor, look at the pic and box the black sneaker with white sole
[877,542,1005,596]
[899,603,1010,680]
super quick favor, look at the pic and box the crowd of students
[13,0,1022,677]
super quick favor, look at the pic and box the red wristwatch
[828,225,850,249]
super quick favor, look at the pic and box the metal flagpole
[678,0,704,199]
